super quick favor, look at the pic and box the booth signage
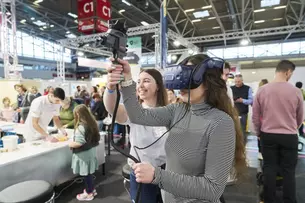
[77,0,94,19]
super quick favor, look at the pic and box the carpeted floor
[55,136,305,203]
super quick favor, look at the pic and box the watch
[121,79,133,87]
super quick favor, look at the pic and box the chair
[122,163,131,197]
[0,180,54,203]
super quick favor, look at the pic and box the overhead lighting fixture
[173,40,180,47]
[66,31,71,34]
[6,12,11,16]
[33,20,46,26]
[191,19,201,23]
[20,19,26,24]
[171,55,178,61]
[208,17,216,20]
[254,9,266,13]
[68,12,78,18]
[185,9,195,13]
[74,20,78,24]
[212,26,220,29]
[77,52,84,56]
[50,24,54,27]
[274,5,287,9]
[252,71,256,74]
[254,20,265,24]
[240,39,249,46]
[66,33,77,38]
[39,27,44,31]
[141,21,149,26]
[119,9,125,13]
[202,5,212,9]
[193,10,209,18]
[273,18,283,21]
[34,0,43,4]
[43,26,47,29]
[31,17,35,21]
[122,0,131,6]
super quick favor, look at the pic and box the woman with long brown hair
[106,55,247,203]
[104,68,168,203]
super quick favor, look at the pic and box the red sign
[78,19,95,33]
[96,0,111,21]
[96,19,109,32]
[77,0,94,19]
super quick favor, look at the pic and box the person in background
[252,60,303,203]
[30,86,42,98]
[99,86,106,97]
[24,87,66,142]
[69,104,100,201]
[60,97,78,129]
[90,86,98,110]
[74,86,82,98]
[14,84,36,123]
[44,86,53,95]
[223,62,234,105]
[14,84,26,110]
[91,93,107,132]
[104,68,169,203]
[80,86,90,106]
[295,81,305,137]
[256,79,269,160]
[0,97,16,123]
[167,89,181,103]
[231,74,253,144]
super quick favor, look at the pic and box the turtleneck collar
[190,101,212,115]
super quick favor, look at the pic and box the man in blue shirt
[231,74,253,144]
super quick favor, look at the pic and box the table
[0,124,105,191]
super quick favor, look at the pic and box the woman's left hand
[132,162,155,183]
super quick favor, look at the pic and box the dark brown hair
[74,104,100,144]
[276,60,295,73]
[259,79,269,87]
[224,62,231,70]
[92,93,101,99]
[139,69,168,107]
[187,54,247,181]
[14,84,27,92]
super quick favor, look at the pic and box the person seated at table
[91,93,108,131]
[24,87,67,142]
[69,104,100,201]
[30,86,42,98]
[60,97,78,129]
[0,97,16,123]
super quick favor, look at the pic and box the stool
[122,164,131,197]
[0,180,54,203]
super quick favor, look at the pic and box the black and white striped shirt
[122,82,236,203]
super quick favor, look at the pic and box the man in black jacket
[91,93,108,131]
[231,74,253,143]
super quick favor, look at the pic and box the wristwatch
[121,79,133,87]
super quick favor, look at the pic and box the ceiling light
[212,26,220,29]
[193,10,209,18]
[122,0,131,6]
[252,71,256,74]
[261,0,280,7]
[173,40,180,47]
[188,49,194,55]
[191,19,201,23]
[6,12,11,16]
[68,12,78,18]
[39,28,44,31]
[171,55,177,61]
[119,9,125,13]
[185,9,195,13]
[77,52,84,56]
[141,21,149,26]
[43,26,47,29]
[31,17,35,21]
[254,9,266,13]
[254,20,265,24]
[240,39,249,46]
[274,5,287,9]
[66,33,77,38]
[273,18,283,21]
[50,24,54,27]
[74,20,78,24]
[33,20,46,26]
[66,31,70,34]
[208,17,216,20]
[202,5,212,9]
[20,19,26,24]
[34,0,43,4]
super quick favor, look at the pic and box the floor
[55,135,305,203]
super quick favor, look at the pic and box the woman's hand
[106,58,132,90]
[132,162,155,183]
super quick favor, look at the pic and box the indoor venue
[0,0,304,203]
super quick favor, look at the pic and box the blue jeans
[240,114,248,144]
[97,120,104,132]
[130,170,161,203]
[84,174,94,193]
[114,123,124,135]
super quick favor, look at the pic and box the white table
[0,124,106,191]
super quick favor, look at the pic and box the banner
[124,37,142,81]
[160,0,168,69]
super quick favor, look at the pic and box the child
[69,104,100,201]
[0,97,16,122]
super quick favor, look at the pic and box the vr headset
[163,56,225,90]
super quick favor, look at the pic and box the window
[224,47,238,59]
[22,33,34,57]
[64,48,71,63]
[238,46,253,58]
[265,43,281,56]
[254,45,268,57]
[34,37,44,59]
[208,49,223,58]
[282,42,300,55]
[44,41,54,60]
[301,41,305,53]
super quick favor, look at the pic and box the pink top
[252,82,304,135]
[0,107,15,122]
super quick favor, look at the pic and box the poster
[124,37,142,81]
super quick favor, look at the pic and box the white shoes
[258,152,263,160]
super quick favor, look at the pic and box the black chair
[122,163,131,197]
[0,180,54,203]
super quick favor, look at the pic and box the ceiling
[14,0,305,54]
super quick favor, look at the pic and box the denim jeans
[97,120,104,132]
[130,170,161,203]
[239,114,248,144]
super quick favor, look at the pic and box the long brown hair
[187,54,247,180]
[74,104,100,144]
[138,69,168,107]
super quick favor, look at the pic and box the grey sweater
[122,82,236,203]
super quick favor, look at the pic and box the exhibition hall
[0,0,304,203]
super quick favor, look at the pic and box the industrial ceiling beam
[208,0,226,45]
[285,0,305,40]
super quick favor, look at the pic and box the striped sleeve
[152,116,235,201]
[121,81,175,128]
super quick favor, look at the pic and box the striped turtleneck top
[121,82,236,203]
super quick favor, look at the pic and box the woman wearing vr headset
[106,54,247,203]
[104,69,168,203]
